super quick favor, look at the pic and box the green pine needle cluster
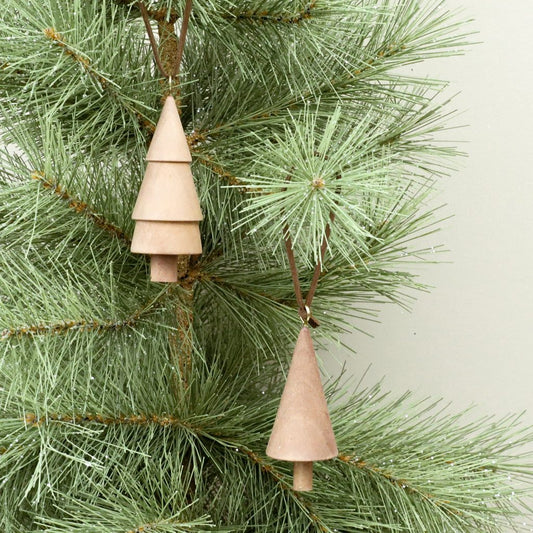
[0,0,532,531]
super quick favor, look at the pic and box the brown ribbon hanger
[269,193,339,492]
[283,207,336,328]
[138,0,193,82]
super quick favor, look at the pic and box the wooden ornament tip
[293,461,313,492]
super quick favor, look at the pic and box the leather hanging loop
[282,181,336,327]
[138,0,193,82]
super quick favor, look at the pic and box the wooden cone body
[267,327,337,490]
[132,163,203,222]
[146,96,192,162]
[131,221,202,255]
[131,96,202,282]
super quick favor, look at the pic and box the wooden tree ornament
[266,326,338,491]
[131,95,203,282]
[132,1,200,283]
[266,215,338,491]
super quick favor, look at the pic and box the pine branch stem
[31,171,131,245]
[241,448,330,532]
[42,27,109,89]
[224,3,317,24]
[338,454,461,517]
[196,153,245,187]
[0,292,166,342]
[156,17,180,100]
[169,279,195,390]
[151,17,197,393]
[23,412,203,434]
[42,27,154,131]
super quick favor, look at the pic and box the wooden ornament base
[293,461,313,491]
[150,254,178,282]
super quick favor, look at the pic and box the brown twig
[24,411,201,433]
[0,289,169,342]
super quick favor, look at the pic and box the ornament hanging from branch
[267,326,338,491]
[266,209,338,491]
[131,95,202,282]
[131,0,200,283]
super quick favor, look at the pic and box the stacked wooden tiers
[131,96,203,282]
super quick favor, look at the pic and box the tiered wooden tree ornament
[266,218,338,491]
[131,95,202,282]
[131,0,200,282]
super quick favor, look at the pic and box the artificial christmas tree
[0,1,532,532]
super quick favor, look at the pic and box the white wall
[323,4,533,526]
[328,0,533,452]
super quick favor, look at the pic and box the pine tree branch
[337,453,460,518]
[152,18,198,395]
[208,40,409,132]
[0,290,166,342]
[14,409,327,531]
[156,16,180,98]
[42,27,110,89]
[241,447,330,532]
[187,130,208,149]
[42,27,156,134]
[196,153,245,187]
[170,284,195,389]
[30,170,131,245]
[244,447,474,526]
[22,412,206,434]
[223,3,317,25]
[114,1,317,25]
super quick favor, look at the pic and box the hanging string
[283,223,308,323]
[304,210,335,312]
[138,2,166,78]
[174,0,193,79]
[283,216,335,328]
[282,177,336,327]
[138,0,193,81]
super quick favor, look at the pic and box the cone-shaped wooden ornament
[146,95,192,162]
[131,96,202,282]
[132,163,202,222]
[267,326,338,491]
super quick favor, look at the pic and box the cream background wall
[326,1,533,445]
